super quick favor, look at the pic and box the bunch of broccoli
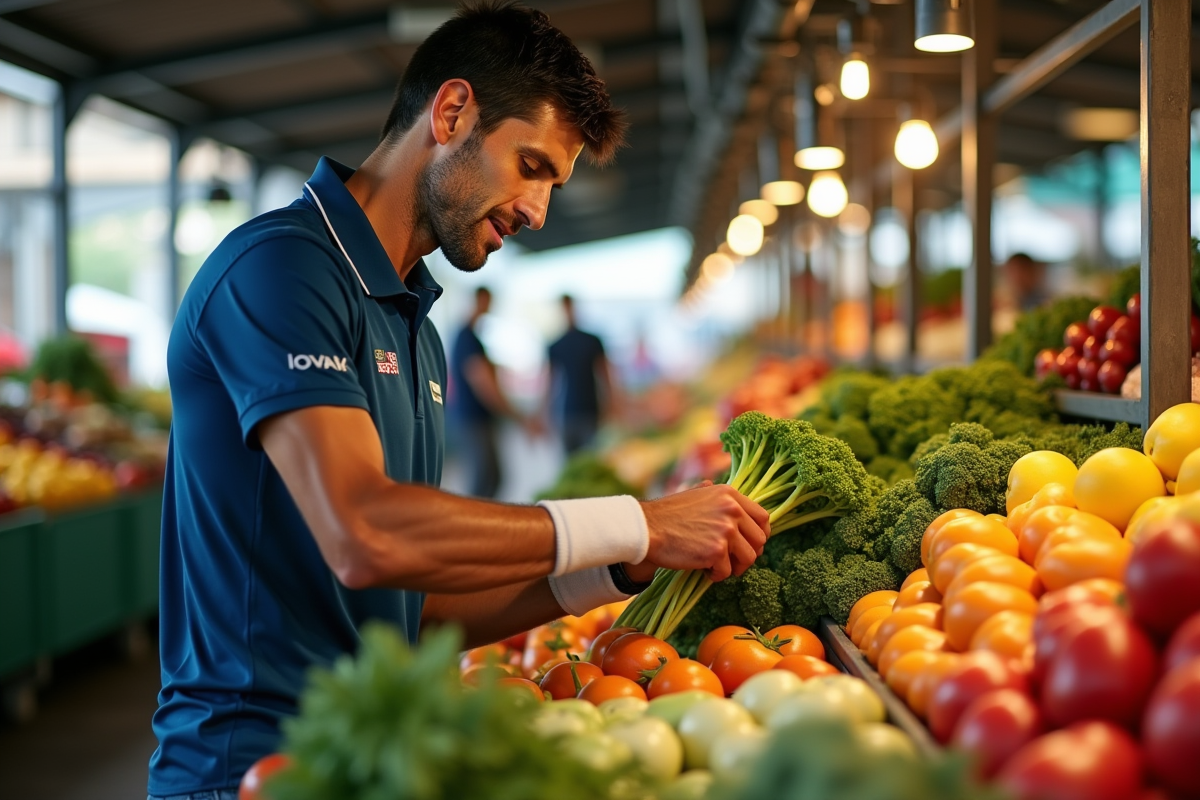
[535,453,640,501]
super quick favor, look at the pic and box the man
[148,3,770,799]
[449,286,528,497]
[545,294,612,454]
[1002,251,1049,312]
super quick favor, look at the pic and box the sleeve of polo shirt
[194,235,369,447]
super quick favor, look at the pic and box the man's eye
[521,159,538,176]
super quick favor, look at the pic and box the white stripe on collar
[303,181,371,296]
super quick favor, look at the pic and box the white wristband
[547,566,633,617]
[537,496,650,577]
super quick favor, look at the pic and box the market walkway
[0,637,159,800]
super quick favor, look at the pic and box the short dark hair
[560,294,574,308]
[381,1,626,166]
[475,286,492,300]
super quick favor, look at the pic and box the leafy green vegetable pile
[707,718,1001,800]
[615,412,873,641]
[982,296,1099,377]
[28,335,118,403]
[536,453,640,501]
[268,624,633,800]
[1104,236,1200,310]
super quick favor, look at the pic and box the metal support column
[963,0,996,358]
[895,164,919,373]
[167,128,185,316]
[1139,0,1192,427]
[50,89,69,334]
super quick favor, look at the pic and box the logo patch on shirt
[288,353,348,372]
[374,349,399,375]
[428,380,443,404]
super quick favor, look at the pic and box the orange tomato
[460,643,508,672]
[902,568,931,590]
[868,603,944,666]
[539,660,603,701]
[646,658,724,699]
[766,625,826,660]
[710,636,783,694]
[602,633,679,683]
[498,676,545,701]
[906,653,961,720]
[847,591,899,634]
[1033,519,1122,568]
[578,674,647,704]
[461,662,519,686]
[968,609,1033,660]
[893,580,944,610]
[850,606,893,647]
[945,553,1044,599]
[922,509,984,567]
[877,625,948,678]
[523,621,583,675]
[1068,577,1125,604]
[774,654,839,680]
[1017,505,1078,565]
[1036,537,1133,592]
[928,516,1019,567]
[885,649,948,701]
[585,626,637,666]
[696,625,751,667]
[1008,483,1077,536]
[931,542,1005,594]
[943,581,1038,652]
[857,618,886,655]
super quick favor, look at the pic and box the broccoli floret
[913,423,1032,514]
[824,371,891,421]
[868,375,967,459]
[739,567,785,631]
[867,455,914,485]
[827,505,881,556]
[831,416,880,462]
[875,479,927,531]
[885,496,939,575]
[780,548,836,628]
[822,555,900,624]
[1075,422,1144,464]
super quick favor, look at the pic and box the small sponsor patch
[375,350,399,375]
[428,380,443,404]
[288,353,348,372]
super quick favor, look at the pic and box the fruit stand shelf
[1054,391,1144,426]
[816,616,942,759]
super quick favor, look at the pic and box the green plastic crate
[125,490,162,617]
[0,509,44,679]
[37,500,127,655]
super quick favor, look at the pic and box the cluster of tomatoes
[845,463,1200,798]
[461,608,838,705]
[1034,295,1168,394]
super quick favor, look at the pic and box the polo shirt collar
[302,157,443,308]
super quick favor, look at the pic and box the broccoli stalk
[614,411,872,641]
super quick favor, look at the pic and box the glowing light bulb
[894,119,939,169]
[701,252,735,283]
[726,214,765,256]
[739,199,779,226]
[915,33,974,52]
[761,180,804,206]
[794,146,845,171]
[840,57,870,100]
[807,171,848,218]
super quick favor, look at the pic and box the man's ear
[428,79,478,146]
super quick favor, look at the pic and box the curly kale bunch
[983,295,1099,377]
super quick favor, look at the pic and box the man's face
[420,104,584,272]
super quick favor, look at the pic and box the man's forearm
[421,578,564,648]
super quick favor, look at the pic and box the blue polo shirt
[149,157,446,795]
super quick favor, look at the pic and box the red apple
[1077,357,1101,384]
[1126,293,1141,326]
[1034,349,1059,380]
[1087,306,1123,337]
[1063,321,1090,350]
[1097,360,1127,394]
[1106,315,1138,347]
[1082,335,1102,361]
[1055,346,1081,379]
[1100,338,1138,368]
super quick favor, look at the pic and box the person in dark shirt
[545,295,615,454]
[449,286,531,496]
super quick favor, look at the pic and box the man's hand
[638,484,770,583]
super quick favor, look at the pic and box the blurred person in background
[1003,252,1049,312]
[449,286,536,496]
[543,294,615,454]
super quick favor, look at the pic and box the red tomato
[1031,599,1120,686]
[1106,314,1139,347]
[697,625,751,667]
[951,689,1043,779]
[997,721,1144,800]
[1064,321,1089,350]
[1126,294,1141,327]
[1088,306,1123,338]
[1082,334,1101,361]
[765,624,826,660]
[498,676,545,701]
[1042,611,1159,730]
[578,674,647,704]
[1097,360,1127,394]
[1164,612,1200,673]
[460,662,519,686]
[646,658,723,698]
[539,660,603,702]
[927,651,1029,743]
[1034,348,1059,380]
[585,626,637,666]
[601,633,679,683]
[239,753,292,800]
[773,654,839,680]
[522,621,582,675]
[1142,658,1200,796]
[710,637,782,694]
[1125,517,1200,639]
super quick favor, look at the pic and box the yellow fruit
[1126,496,1183,544]
[1006,451,1079,513]
[1176,448,1200,496]
[1144,402,1200,481]
[1075,448,1166,532]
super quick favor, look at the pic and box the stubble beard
[417,130,497,273]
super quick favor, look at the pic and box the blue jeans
[148,792,239,800]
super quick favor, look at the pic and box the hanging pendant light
[894,119,940,169]
[761,180,804,206]
[807,171,849,218]
[915,0,975,53]
[727,214,765,256]
[840,56,870,100]
[739,199,780,226]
